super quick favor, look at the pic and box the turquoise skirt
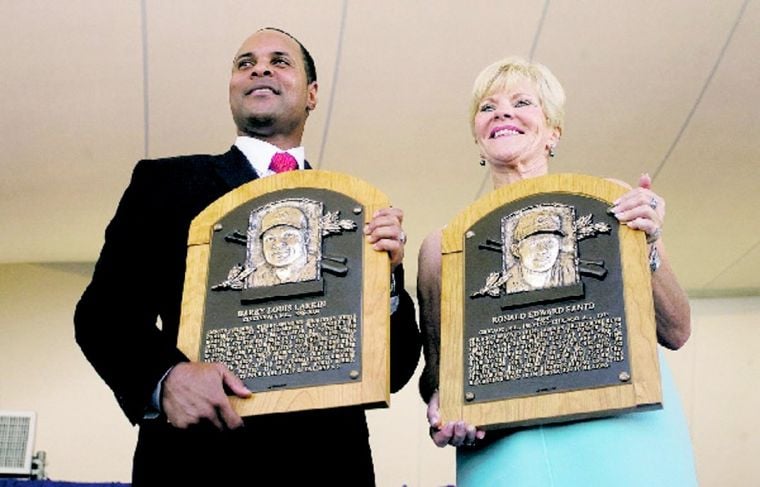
[458,351,697,486]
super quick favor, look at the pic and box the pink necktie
[269,152,298,173]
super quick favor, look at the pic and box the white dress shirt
[234,136,305,176]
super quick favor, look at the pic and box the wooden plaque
[439,174,661,430]
[178,170,391,416]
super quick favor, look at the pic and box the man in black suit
[75,27,420,486]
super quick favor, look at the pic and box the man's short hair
[260,27,317,85]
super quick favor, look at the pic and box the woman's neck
[490,157,549,190]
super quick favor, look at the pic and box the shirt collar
[234,136,305,177]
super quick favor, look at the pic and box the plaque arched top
[441,173,628,255]
[188,170,390,246]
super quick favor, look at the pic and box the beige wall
[0,263,135,481]
[1,263,758,485]
[663,296,760,487]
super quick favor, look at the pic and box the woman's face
[474,80,559,167]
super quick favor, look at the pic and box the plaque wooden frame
[178,170,391,416]
[439,174,661,429]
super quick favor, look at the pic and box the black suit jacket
[75,146,420,486]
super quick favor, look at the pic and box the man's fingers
[365,220,403,243]
[432,430,451,448]
[432,422,455,448]
[451,421,468,446]
[427,391,441,427]
[220,365,252,398]
[207,407,225,431]
[216,365,247,429]
[465,424,477,443]
[373,207,404,224]
[162,362,248,431]
[364,208,404,239]
[217,403,244,430]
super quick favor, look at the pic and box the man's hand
[427,390,485,448]
[161,362,251,430]
[364,207,406,268]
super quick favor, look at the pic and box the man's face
[262,225,306,267]
[229,30,318,146]
[515,233,561,273]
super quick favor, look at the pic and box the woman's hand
[608,173,691,349]
[427,390,485,448]
[610,173,664,244]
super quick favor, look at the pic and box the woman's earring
[479,158,486,166]
[548,146,556,158]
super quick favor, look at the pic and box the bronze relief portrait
[247,200,322,288]
[502,204,579,294]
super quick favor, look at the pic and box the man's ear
[306,81,318,112]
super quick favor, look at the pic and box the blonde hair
[469,56,565,137]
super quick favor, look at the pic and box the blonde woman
[418,57,696,486]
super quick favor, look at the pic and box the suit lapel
[212,146,313,195]
[212,145,259,191]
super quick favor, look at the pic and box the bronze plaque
[179,171,392,416]
[203,190,364,393]
[439,174,661,429]
[464,194,628,402]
